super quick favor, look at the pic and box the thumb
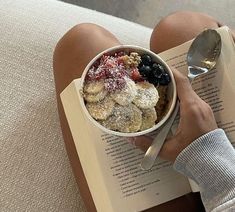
[172,68,197,103]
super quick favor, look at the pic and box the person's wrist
[173,128,224,174]
[171,126,219,162]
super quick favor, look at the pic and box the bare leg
[150,11,220,53]
[53,23,121,212]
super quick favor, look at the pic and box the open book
[61,26,235,212]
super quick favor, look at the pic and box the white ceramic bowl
[79,45,177,137]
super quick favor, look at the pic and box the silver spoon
[140,29,222,171]
[187,29,222,82]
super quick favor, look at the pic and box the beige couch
[0,0,152,211]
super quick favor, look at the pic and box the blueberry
[152,63,165,77]
[158,73,171,85]
[141,54,152,65]
[139,65,151,78]
[149,77,159,86]
[153,68,162,77]
[145,71,158,85]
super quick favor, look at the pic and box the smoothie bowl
[79,45,177,137]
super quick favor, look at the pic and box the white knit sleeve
[173,129,235,211]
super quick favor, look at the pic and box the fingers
[127,135,178,161]
[171,68,197,103]
[127,136,152,152]
[126,68,203,162]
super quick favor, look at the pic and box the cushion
[0,0,152,211]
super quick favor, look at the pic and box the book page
[61,80,191,212]
[159,26,235,192]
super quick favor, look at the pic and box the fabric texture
[0,0,151,211]
[174,129,235,212]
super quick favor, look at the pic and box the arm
[132,68,235,211]
[174,129,235,211]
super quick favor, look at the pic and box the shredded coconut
[133,81,159,109]
[83,51,170,133]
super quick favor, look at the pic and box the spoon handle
[140,101,179,170]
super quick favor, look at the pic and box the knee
[53,23,119,64]
[54,23,105,54]
[150,11,219,53]
[53,23,120,89]
[66,23,110,42]
[53,23,98,82]
[155,11,218,33]
[53,23,106,73]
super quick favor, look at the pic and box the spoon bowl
[187,29,222,80]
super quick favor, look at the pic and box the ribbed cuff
[173,129,235,211]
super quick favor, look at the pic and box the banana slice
[111,78,137,105]
[84,88,108,103]
[83,80,105,94]
[86,96,115,120]
[140,107,157,131]
[133,81,159,109]
[101,103,142,133]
